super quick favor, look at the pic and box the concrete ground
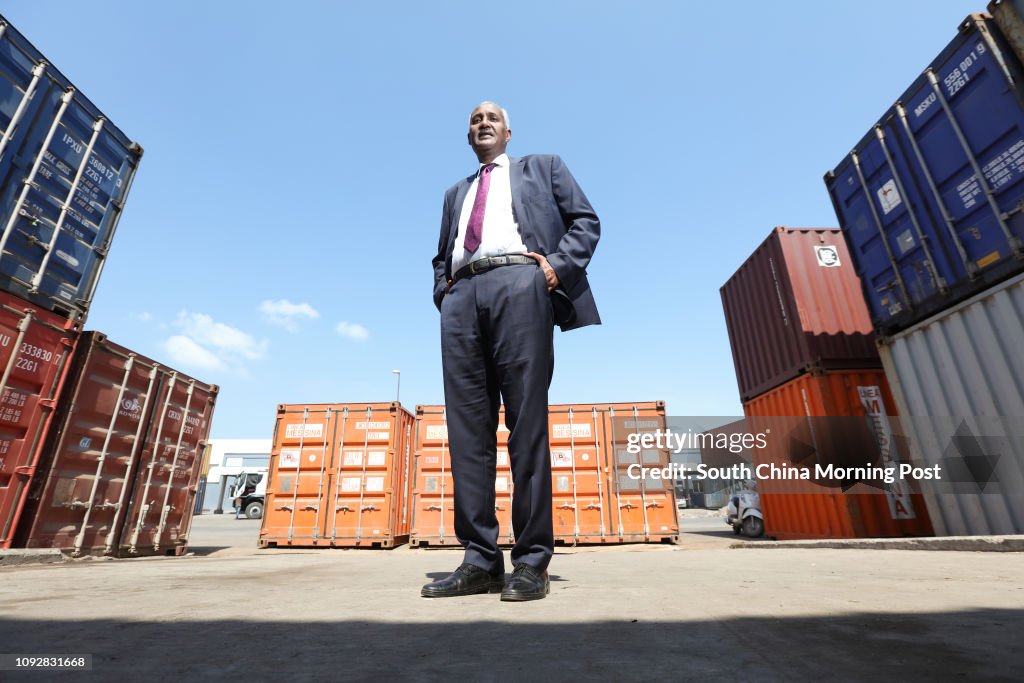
[1,511,1022,682]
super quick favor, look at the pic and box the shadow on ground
[2,609,1021,682]
[181,546,230,557]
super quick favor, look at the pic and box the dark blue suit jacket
[432,154,601,331]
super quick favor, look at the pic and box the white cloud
[162,311,269,375]
[164,335,224,371]
[260,299,320,331]
[130,311,153,323]
[336,321,369,341]
[175,311,268,360]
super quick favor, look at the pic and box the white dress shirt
[450,153,528,274]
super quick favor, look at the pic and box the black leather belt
[453,255,536,282]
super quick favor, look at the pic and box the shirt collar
[479,153,509,173]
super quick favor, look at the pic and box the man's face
[467,104,510,160]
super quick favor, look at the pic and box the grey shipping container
[721,227,881,402]
[879,272,1024,535]
[0,14,143,322]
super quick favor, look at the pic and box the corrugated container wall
[825,13,1024,334]
[0,15,142,322]
[15,333,218,557]
[879,272,1024,536]
[410,402,678,548]
[260,403,415,549]
[743,370,933,540]
[114,346,217,557]
[721,227,880,402]
[0,290,77,548]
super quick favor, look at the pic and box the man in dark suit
[422,102,600,602]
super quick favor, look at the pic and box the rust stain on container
[259,402,415,549]
[0,291,78,548]
[15,332,218,557]
[743,370,933,541]
[410,401,679,548]
[721,227,881,402]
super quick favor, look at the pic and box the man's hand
[524,252,559,292]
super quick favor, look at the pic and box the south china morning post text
[623,427,943,484]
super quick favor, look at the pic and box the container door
[326,406,401,547]
[261,407,335,546]
[0,295,76,548]
[22,342,160,555]
[410,408,460,546]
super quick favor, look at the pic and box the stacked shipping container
[825,13,1024,335]
[825,4,1024,536]
[0,15,218,556]
[721,227,881,401]
[0,290,77,547]
[743,370,933,540]
[0,15,142,322]
[721,227,933,539]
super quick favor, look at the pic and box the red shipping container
[0,291,77,548]
[116,349,218,557]
[721,227,881,402]
[743,370,933,540]
[15,332,218,557]
[260,403,415,549]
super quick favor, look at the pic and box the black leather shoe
[500,564,550,602]
[421,564,505,598]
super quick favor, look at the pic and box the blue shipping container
[0,15,142,322]
[825,13,1024,334]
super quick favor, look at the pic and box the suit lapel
[448,174,475,249]
[509,156,532,247]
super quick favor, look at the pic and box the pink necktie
[464,163,496,254]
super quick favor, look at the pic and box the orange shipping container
[409,402,678,547]
[260,402,414,549]
[743,370,933,540]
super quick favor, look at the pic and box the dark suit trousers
[440,263,554,573]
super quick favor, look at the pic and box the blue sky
[2,0,981,437]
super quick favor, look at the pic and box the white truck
[229,471,267,519]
